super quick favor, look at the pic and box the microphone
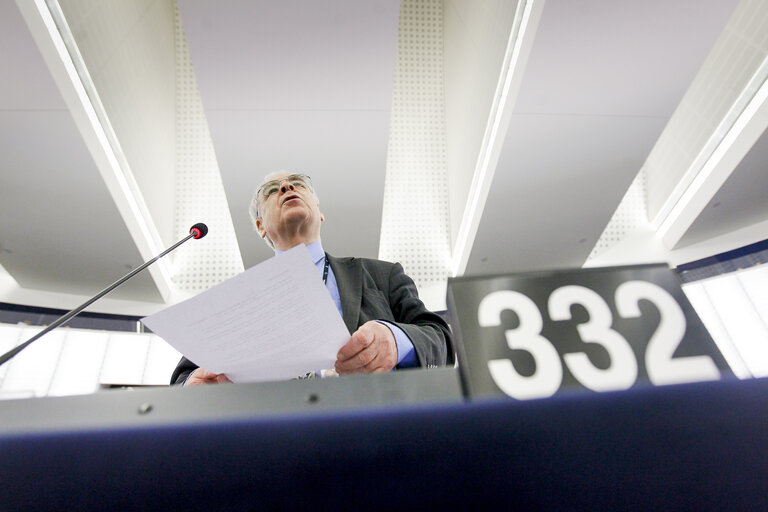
[190,222,208,239]
[0,223,209,368]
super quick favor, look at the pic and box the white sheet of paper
[141,245,350,382]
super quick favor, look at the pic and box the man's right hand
[184,367,232,386]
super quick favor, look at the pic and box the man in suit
[171,171,452,385]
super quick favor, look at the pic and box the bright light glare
[0,324,181,399]
[683,265,768,378]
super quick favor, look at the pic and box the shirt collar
[275,241,325,264]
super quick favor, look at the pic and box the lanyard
[322,254,329,284]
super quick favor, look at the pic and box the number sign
[446,264,731,400]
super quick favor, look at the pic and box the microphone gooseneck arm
[0,224,208,368]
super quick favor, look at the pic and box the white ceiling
[1,0,766,315]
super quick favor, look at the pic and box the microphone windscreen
[190,223,208,239]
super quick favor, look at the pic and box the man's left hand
[335,320,397,374]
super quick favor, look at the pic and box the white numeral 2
[615,281,719,386]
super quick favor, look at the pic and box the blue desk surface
[2,377,767,511]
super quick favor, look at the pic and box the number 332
[478,281,720,399]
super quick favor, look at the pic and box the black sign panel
[446,264,731,400]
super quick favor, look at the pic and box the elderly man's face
[255,173,323,248]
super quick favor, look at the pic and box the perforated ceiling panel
[587,168,649,262]
[172,5,243,294]
[378,0,452,290]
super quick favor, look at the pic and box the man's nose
[280,181,295,193]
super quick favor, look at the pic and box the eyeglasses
[254,173,313,218]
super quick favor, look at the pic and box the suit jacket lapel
[327,254,361,334]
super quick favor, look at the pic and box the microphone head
[190,223,208,239]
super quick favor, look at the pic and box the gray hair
[248,171,319,249]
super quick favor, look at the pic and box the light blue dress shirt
[277,242,417,368]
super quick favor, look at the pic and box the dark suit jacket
[170,254,453,384]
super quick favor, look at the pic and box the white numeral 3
[548,286,637,392]
[478,291,562,400]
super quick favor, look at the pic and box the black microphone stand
[0,223,208,368]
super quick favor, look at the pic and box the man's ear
[255,218,266,238]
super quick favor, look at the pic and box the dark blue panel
[677,239,768,282]
[1,378,767,510]
[0,301,140,332]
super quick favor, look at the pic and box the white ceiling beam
[655,55,768,250]
[16,0,174,302]
[450,0,545,277]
